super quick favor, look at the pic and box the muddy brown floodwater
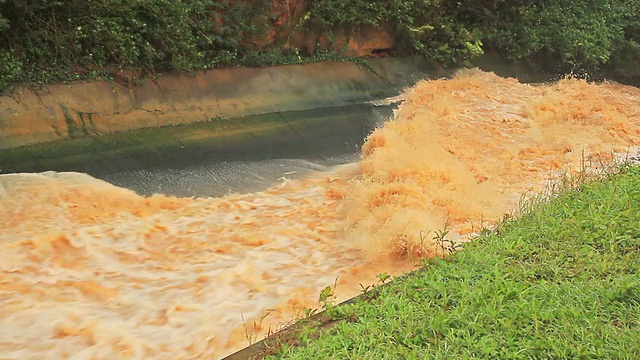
[1,70,639,359]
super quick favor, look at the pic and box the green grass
[266,165,640,359]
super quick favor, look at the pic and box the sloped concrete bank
[0,57,442,150]
[2,53,635,153]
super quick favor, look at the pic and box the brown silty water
[1,70,639,359]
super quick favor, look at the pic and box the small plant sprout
[241,309,273,346]
[301,277,340,320]
[432,222,464,256]
[359,283,373,294]
[318,276,339,311]
[302,307,318,319]
[377,272,391,284]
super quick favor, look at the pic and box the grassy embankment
[263,164,640,359]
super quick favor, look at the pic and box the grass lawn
[266,165,640,359]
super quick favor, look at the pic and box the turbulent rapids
[1,70,639,359]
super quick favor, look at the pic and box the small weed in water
[241,309,273,346]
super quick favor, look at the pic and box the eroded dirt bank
[1,70,639,359]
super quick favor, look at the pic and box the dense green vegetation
[264,165,640,359]
[307,0,640,72]
[306,0,484,65]
[0,0,268,90]
[0,0,639,92]
[449,0,640,69]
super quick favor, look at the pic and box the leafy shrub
[0,0,265,91]
[308,0,640,73]
[524,0,639,70]
[449,0,640,73]
[307,0,484,66]
[0,51,21,91]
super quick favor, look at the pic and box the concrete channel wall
[0,57,441,150]
[2,53,635,153]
